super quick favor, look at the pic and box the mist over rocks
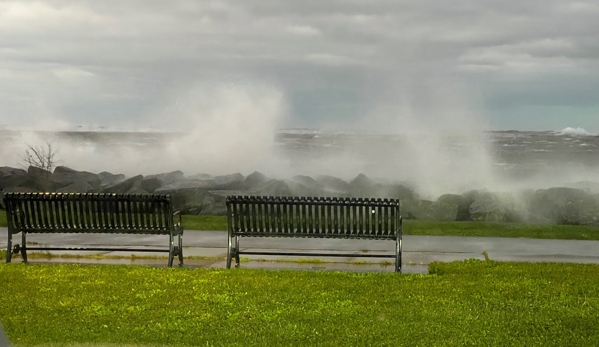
[1,165,599,226]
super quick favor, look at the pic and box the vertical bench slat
[281,199,288,233]
[308,198,314,235]
[108,195,119,229]
[50,198,59,230]
[288,198,294,234]
[390,202,396,236]
[295,198,301,235]
[38,196,47,229]
[365,201,372,237]
[126,199,134,229]
[384,199,391,236]
[237,200,245,232]
[113,197,121,230]
[327,199,333,236]
[63,197,71,230]
[261,198,268,233]
[251,201,257,233]
[76,195,84,230]
[278,198,283,234]
[358,199,364,235]
[144,199,151,230]
[312,198,318,235]
[307,199,312,235]
[79,197,87,229]
[23,197,34,229]
[159,200,166,231]
[130,199,138,230]
[333,198,339,236]
[340,202,346,236]
[256,197,263,233]
[294,198,300,234]
[270,197,277,233]
[89,198,98,230]
[69,195,77,229]
[33,199,42,229]
[247,200,254,233]
[321,197,327,235]
[58,197,67,230]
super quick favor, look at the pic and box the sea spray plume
[3,83,289,177]
[159,83,289,176]
[284,76,502,200]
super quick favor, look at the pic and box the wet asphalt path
[1,228,598,273]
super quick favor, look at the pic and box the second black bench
[226,196,402,272]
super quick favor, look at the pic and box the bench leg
[177,233,184,266]
[226,234,233,269]
[21,232,28,263]
[168,234,175,267]
[6,232,12,263]
[234,236,240,268]
[395,238,402,273]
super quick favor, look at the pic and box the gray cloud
[1,0,598,132]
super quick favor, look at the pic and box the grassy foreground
[1,260,598,346]
[2,210,599,240]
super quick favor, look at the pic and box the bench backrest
[3,192,176,235]
[226,196,401,240]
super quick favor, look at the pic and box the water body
[1,127,598,198]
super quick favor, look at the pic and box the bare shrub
[21,141,57,172]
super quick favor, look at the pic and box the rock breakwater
[1,166,599,226]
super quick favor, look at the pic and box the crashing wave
[558,127,594,136]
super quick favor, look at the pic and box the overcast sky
[1,0,598,133]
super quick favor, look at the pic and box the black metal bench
[3,192,184,267]
[226,196,402,272]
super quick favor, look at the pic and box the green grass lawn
[0,260,598,346]
[3,209,599,240]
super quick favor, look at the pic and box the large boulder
[565,181,599,194]
[98,171,125,187]
[199,190,247,215]
[0,167,28,190]
[371,183,414,200]
[187,173,213,180]
[213,173,245,190]
[438,194,473,221]
[141,177,163,193]
[401,199,435,220]
[293,175,323,190]
[155,179,218,214]
[400,197,459,221]
[101,175,144,194]
[468,191,522,223]
[243,171,268,189]
[52,166,101,189]
[349,173,376,197]
[56,182,95,193]
[145,170,185,186]
[156,179,218,192]
[529,187,599,225]
[18,166,58,192]
[315,175,350,195]
[0,167,27,176]
[251,179,294,196]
